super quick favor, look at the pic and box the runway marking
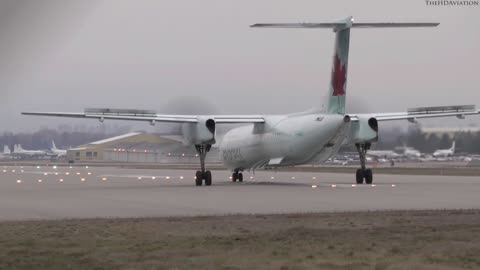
[97,174,183,180]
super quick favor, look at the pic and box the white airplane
[403,146,422,159]
[22,17,480,186]
[368,150,400,160]
[12,144,47,158]
[48,140,67,157]
[433,141,455,157]
[0,145,12,159]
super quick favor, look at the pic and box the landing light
[76,172,81,175]
[87,172,92,175]
[2,170,6,173]
[371,184,376,187]
[331,184,337,188]
[180,176,184,179]
[102,177,107,181]
[59,179,64,182]
[250,176,254,179]
[166,176,170,179]
[291,177,296,180]
[69,166,73,169]
[311,185,318,189]
[43,173,48,176]
[65,172,70,175]
[12,170,16,173]
[36,166,40,169]
[53,166,57,169]
[16,180,22,183]
[312,176,317,180]
[352,184,357,187]
[138,177,142,180]
[85,166,89,169]
[38,179,43,183]
[392,184,396,187]
[271,176,275,179]
[152,176,156,180]
[81,178,86,182]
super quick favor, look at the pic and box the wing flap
[348,105,479,122]
[22,110,265,124]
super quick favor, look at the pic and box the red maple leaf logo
[331,54,346,96]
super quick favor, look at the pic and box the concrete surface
[0,165,479,220]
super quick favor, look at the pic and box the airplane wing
[22,108,265,124]
[348,105,479,122]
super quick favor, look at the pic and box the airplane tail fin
[251,18,439,115]
[3,145,10,155]
[451,141,456,152]
[51,140,57,151]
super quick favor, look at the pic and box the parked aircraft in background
[368,150,400,160]
[48,140,67,158]
[12,144,47,158]
[22,17,480,186]
[0,145,12,159]
[433,141,455,157]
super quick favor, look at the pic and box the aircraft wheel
[195,171,203,186]
[238,173,243,182]
[364,169,373,184]
[205,171,212,186]
[232,173,237,182]
[356,169,364,184]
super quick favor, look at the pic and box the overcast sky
[1,0,479,132]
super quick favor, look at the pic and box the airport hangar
[66,132,220,163]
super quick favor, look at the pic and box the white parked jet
[48,140,67,158]
[13,144,47,158]
[433,141,455,157]
[22,17,480,186]
[0,145,12,159]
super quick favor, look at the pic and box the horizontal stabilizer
[251,19,439,29]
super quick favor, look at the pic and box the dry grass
[0,210,479,269]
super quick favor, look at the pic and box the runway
[1,165,479,220]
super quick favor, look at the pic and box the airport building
[67,133,220,163]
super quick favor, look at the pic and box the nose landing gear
[231,169,243,182]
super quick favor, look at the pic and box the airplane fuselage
[219,113,347,170]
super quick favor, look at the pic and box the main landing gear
[195,144,212,186]
[355,143,373,184]
[231,169,243,182]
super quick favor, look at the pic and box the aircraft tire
[238,173,243,182]
[356,169,364,184]
[364,169,373,184]
[232,173,237,182]
[205,171,212,186]
[195,171,203,186]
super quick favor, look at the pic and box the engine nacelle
[182,117,216,145]
[347,116,378,143]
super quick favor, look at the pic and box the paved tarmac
[0,165,479,220]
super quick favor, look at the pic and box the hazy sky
[1,0,479,132]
